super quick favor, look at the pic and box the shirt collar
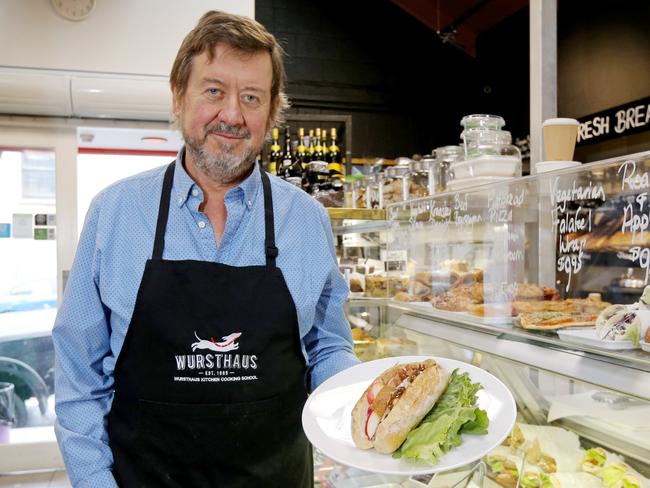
[173,146,262,209]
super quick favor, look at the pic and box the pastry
[394,292,417,302]
[349,278,364,293]
[365,275,387,298]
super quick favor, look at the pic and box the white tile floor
[0,471,71,487]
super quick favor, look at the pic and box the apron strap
[260,169,279,267]
[153,160,278,266]
[152,161,176,260]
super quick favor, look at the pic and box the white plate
[302,355,517,476]
[641,340,650,353]
[557,328,639,350]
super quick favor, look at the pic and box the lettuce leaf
[582,448,606,468]
[393,369,489,464]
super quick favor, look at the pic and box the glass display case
[320,151,650,488]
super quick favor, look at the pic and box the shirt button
[192,189,199,197]
[198,221,206,229]
[247,200,253,208]
[177,197,184,204]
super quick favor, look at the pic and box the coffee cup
[542,118,579,161]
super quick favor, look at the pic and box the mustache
[204,122,251,139]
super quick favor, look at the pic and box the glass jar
[343,179,354,208]
[454,130,522,179]
[433,146,464,190]
[364,173,384,209]
[409,156,435,198]
[384,163,411,204]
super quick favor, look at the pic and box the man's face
[173,43,274,183]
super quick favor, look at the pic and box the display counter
[321,151,650,487]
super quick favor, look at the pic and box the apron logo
[173,330,259,384]
[192,331,241,352]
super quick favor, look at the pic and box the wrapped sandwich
[581,448,649,487]
[596,305,641,345]
[506,424,583,473]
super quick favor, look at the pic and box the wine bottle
[313,128,324,162]
[280,125,294,178]
[307,129,316,159]
[295,127,309,170]
[327,127,344,179]
[269,127,281,175]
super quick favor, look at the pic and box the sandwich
[351,361,489,464]
[581,448,649,487]
[515,311,598,330]
[505,424,583,473]
[351,359,450,453]
[596,305,641,345]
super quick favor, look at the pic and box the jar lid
[460,114,505,130]
[435,145,464,162]
[385,165,410,178]
[410,157,435,173]
[462,129,512,145]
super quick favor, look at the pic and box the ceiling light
[141,136,168,144]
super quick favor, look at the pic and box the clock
[51,0,96,21]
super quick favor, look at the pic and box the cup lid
[542,118,579,126]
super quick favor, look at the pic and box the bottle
[269,127,281,175]
[280,125,294,178]
[321,128,328,162]
[313,128,324,162]
[295,128,309,170]
[327,127,344,179]
[307,129,316,159]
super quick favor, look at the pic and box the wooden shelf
[327,208,386,220]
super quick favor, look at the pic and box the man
[53,10,358,487]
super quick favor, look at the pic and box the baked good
[365,275,387,298]
[393,291,417,302]
[441,259,468,273]
[351,360,450,453]
[515,311,598,329]
[349,278,364,293]
[407,279,428,295]
[645,327,650,343]
[388,276,409,296]
[565,294,610,314]
[414,271,433,286]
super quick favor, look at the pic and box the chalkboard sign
[577,96,650,145]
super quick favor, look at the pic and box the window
[21,150,56,200]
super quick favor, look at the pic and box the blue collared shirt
[53,149,359,487]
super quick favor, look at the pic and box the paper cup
[543,118,579,161]
[536,160,581,173]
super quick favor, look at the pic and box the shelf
[327,208,386,221]
[385,301,650,372]
[387,304,650,400]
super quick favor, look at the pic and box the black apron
[108,162,313,487]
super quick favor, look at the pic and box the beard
[183,120,260,185]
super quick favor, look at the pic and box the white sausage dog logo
[191,331,241,352]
